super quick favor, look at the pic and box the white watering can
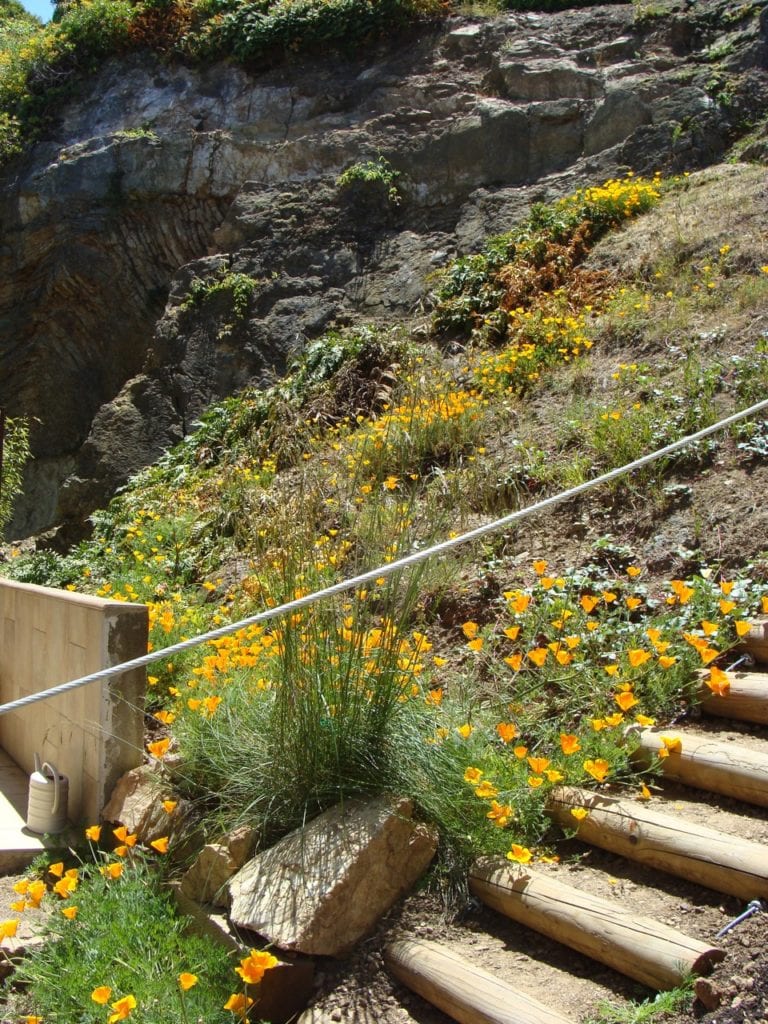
[26,754,69,834]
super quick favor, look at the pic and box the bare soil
[298,764,768,1023]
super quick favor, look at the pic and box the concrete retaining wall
[0,579,147,824]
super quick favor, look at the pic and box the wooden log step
[742,616,768,665]
[633,728,768,808]
[384,939,574,1024]
[698,670,768,725]
[546,786,768,901]
[468,859,724,991]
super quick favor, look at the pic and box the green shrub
[337,155,401,204]
[185,0,441,63]
[0,413,30,537]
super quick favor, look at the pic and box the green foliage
[181,270,259,319]
[337,156,401,204]
[0,0,134,155]
[189,0,441,64]
[16,860,237,1023]
[0,108,20,158]
[0,413,30,537]
[432,175,662,339]
[0,0,40,20]
[585,978,695,1024]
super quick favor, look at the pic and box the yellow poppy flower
[627,649,651,668]
[706,666,730,697]
[583,758,610,782]
[496,722,517,743]
[560,733,580,755]
[506,844,533,864]
[108,994,137,1022]
[224,993,254,1016]
[474,780,499,799]
[235,949,279,985]
[147,738,170,759]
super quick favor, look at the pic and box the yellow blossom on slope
[614,690,638,711]
[583,758,610,782]
[235,949,279,985]
[506,844,533,864]
[474,780,498,799]
[108,994,137,1022]
[559,733,580,755]
[496,722,517,743]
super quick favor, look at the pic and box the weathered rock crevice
[1,0,765,544]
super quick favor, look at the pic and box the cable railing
[0,397,765,719]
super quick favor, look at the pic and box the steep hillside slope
[1,0,766,544]
[2,158,767,1024]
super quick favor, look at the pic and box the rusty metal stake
[715,900,763,939]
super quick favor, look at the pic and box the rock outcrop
[228,796,438,956]
[1,0,765,543]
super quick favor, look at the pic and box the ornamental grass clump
[170,559,440,841]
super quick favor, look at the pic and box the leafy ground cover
[2,165,767,1021]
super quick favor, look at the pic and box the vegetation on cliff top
[0,0,668,163]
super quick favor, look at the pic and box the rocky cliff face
[1,0,766,545]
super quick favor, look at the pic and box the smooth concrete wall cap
[1,578,146,616]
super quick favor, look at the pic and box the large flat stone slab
[229,795,437,956]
